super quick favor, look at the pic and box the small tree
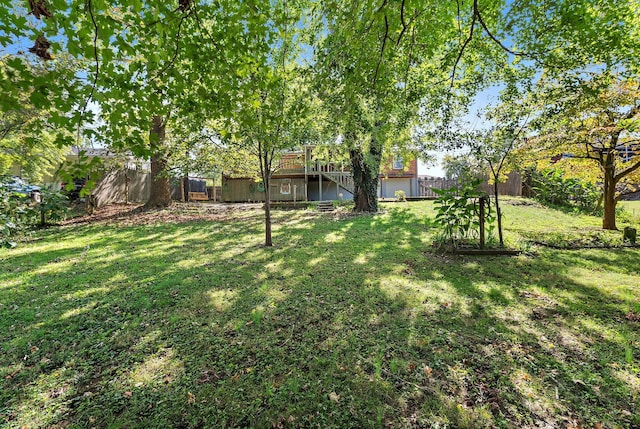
[437,92,530,248]
[441,154,484,182]
[529,71,640,230]
[222,1,311,246]
[470,115,529,247]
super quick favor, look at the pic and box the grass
[1,199,639,428]
[619,200,640,223]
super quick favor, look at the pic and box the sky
[418,155,445,177]
[417,82,504,178]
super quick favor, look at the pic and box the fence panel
[94,168,150,207]
[418,172,522,198]
[418,178,458,197]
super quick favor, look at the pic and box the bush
[0,187,68,248]
[433,178,495,247]
[394,190,406,202]
[527,168,600,214]
[34,188,68,227]
[0,187,35,248]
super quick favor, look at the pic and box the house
[221,146,419,202]
[379,154,419,199]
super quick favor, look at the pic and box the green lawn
[1,200,639,428]
[619,200,640,223]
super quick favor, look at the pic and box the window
[280,182,291,194]
[392,156,404,170]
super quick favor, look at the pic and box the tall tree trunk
[349,132,382,213]
[263,175,272,247]
[493,179,504,247]
[602,160,617,230]
[146,115,172,208]
[259,148,273,247]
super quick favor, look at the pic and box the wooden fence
[93,168,150,207]
[418,178,458,197]
[418,171,522,198]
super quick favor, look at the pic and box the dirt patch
[62,203,264,227]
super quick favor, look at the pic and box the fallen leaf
[123,391,132,398]
[625,312,640,321]
[187,392,196,404]
[423,365,433,377]
[329,392,340,403]
[5,369,19,380]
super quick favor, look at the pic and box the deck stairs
[317,201,335,213]
[319,171,355,195]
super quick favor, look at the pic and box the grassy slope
[0,200,638,428]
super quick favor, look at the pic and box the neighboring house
[379,154,419,199]
[221,146,419,202]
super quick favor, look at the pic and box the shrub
[0,187,35,248]
[0,187,68,248]
[394,190,406,202]
[433,178,495,247]
[34,188,68,227]
[527,168,600,214]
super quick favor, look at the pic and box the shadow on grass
[0,205,638,428]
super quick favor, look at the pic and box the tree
[221,0,311,246]
[314,0,526,212]
[0,55,83,181]
[146,115,172,207]
[527,71,640,230]
[471,128,528,247]
[434,86,530,248]
[441,154,483,182]
[313,0,424,212]
[1,0,274,210]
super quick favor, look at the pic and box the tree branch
[78,0,100,143]
[373,14,389,86]
[473,0,526,57]
[403,26,415,92]
[456,0,462,42]
[192,3,221,53]
[450,7,476,86]
[396,0,408,47]
[154,9,191,80]
[615,158,640,182]
[623,103,640,121]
